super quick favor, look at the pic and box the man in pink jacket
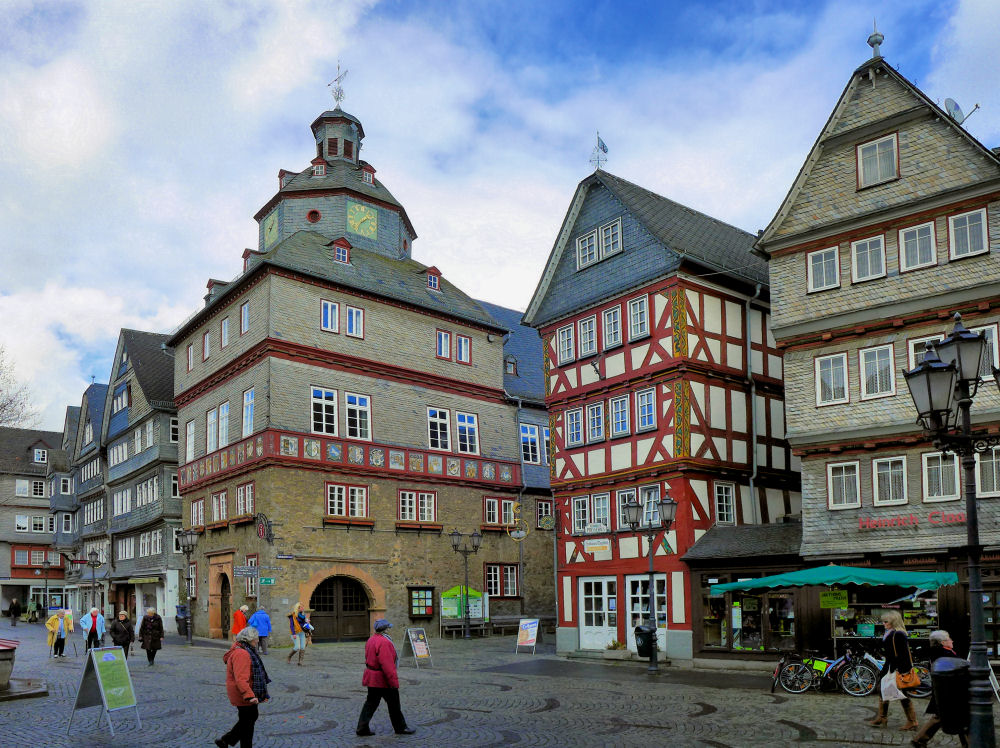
[355,619,416,736]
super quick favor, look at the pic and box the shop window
[627,575,666,631]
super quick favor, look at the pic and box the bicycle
[772,647,878,696]
[853,642,932,698]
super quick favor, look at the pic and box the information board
[66,646,141,737]
[233,565,259,578]
[405,628,432,668]
[515,619,539,654]
[820,589,849,609]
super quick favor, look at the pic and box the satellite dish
[945,98,964,122]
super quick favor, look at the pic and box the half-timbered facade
[524,171,801,659]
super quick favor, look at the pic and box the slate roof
[63,406,81,452]
[121,329,175,410]
[312,107,365,139]
[0,427,64,476]
[78,383,108,458]
[275,158,405,213]
[475,301,545,403]
[682,522,802,563]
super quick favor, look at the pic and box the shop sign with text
[857,510,966,531]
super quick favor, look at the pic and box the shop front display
[830,587,938,655]
[701,574,798,653]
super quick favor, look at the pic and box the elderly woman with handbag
[869,610,919,731]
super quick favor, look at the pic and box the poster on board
[405,628,432,668]
[515,619,539,654]
[66,646,141,737]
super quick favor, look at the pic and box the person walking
[232,604,249,639]
[355,619,416,737]
[8,598,21,627]
[286,602,310,666]
[138,607,164,666]
[109,611,135,659]
[869,610,919,731]
[46,609,73,657]
[247,606,271,654]
[80,607,106,651]
[911,630,969,747]
[215,626,270,748]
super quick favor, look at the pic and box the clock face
[346,200,378,240]
[263,212,278,247]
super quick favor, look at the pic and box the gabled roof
[523,170,765,328]
[475,301,545,403]
[76,382,108,459]
[62,406,81,454]
[0,427,64,475]
[756,56,1000,254]
[119,329,174,409]
[682,521,802,563]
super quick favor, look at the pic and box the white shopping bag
[880,671,904,701]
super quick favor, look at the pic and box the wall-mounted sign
[820,589,849,609]
[259,578,276,585]
[233,566,258,578]
[255,512,274,543]
[584,523,609,534]
[583,538,611,554]
[858,511,966,531]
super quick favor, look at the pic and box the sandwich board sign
[404,627,432,668]
[515,619,540,654]
[66,646,141,736]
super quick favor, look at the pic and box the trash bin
[175,604,188,637]
[634,625,656,658]
[931,656,970,735]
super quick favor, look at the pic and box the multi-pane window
[577,231,598,268]
[34,448,47,463]
[436,330,451,359]
[427,273,439,289]
[587,402,604,442]
[145,420,154,449]
[32,515,45,532]
[970,324,999,380]
[578,317,597,357]
[240,302,250,334]
[311,386,338,435]
[899,223,936,271]
[484,497,515,525]
[206,408,218,453]
[610,395,629,437]
[715,482,736,525]
[628,297,649,339]
[327,485,369,517]
[924,452,959,501]
[83,500,104,525]
[321,300,339,332]
[827,462,860,508]
[600,219,622,257]
[202,331,211,360]
[808,247,840,292]
[603,306,622,349]
[815,353,848,405]
[874,457,907,505]
[112,385,129,413]
[857,134,897,187]
[949,208,988,259]
[185,420,195,462]
[520,423,541,463]
[221,317,230,347]
[211,491,228,522]
[346,306,364,338]
[109,440,129,467]
[978,447,1000,497]
[636,388,656,430]
[246,555,258,597]
[186,345,194,371]
[171,473,179,498]
[427,407,450,450]
[543,427,550,465]
[640,485,661,526]
[32,480,46,497]
[556,325,575,364]
[62,513,72,532]
[117,536,135,560]
[486,564,519,597]
[47,515,55,533]
[242,388,254,438]
[852,236,885,281]
[84,420,94,444]
[14,550,28,564]
[170,418,179,443]
[399,491,436,522]
[536,499,553,528]
[457,335,471,364]
[572,496,589,533]
[346,393,371,440]
[81,458,101,483]
[191,499,205,526]
[15,515,28,532]
[860,345,894,399]
[565,409,583,446]
[456,412,478,454]
[136,476,158,507]
[335,246,349,263]
[592,493,610,531]
[15,480,28,497]
[187,562,197,598]
[113,488,132,516]
[909,335,943,369]
[218,402,229,448]
[236,483,255,515]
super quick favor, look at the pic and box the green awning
[710,565,959,595]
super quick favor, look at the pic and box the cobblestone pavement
[0,618,983,747]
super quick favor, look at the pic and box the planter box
[0,643,16,691]
[602,649,632,660]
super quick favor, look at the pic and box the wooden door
[309,577,369,641]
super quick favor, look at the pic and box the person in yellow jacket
[46,609,73,657]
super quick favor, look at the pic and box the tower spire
[867,19,884,58]
[328,61,348,107]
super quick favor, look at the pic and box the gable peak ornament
[328,61,348,107]
[867,19,884,58]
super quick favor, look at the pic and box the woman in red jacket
[355,619,416,737]
[216,626,270,748]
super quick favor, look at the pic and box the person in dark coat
[869,610,919,731]
[911,630,969,748]
[138,607,164,666]
[216,626,270,748]
[109,611,135,659]
[355,619,415,737]
[8,598,21,627]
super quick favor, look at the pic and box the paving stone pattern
[0,618,982,747]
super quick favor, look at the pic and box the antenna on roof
[328,61,348,107]
[945,97,980,126]
[589,131,608,171]
[90,375,95,384]
[867,19,884,57]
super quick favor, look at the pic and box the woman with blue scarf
[217,626,270,748]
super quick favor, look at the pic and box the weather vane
[328,61,348,106]
[589,131,608,170]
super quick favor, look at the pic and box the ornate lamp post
[41,558,51,615]
[448,529,482,639]
[176,528,199,646]
[623,492,678,674]
[903,313,996,748]
[86,548,101,612]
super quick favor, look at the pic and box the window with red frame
[236,483,255,515]
[191,498,205,526]
[486,563,519,597]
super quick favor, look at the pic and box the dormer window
[505,356,518,376]
[34,449,47,464]
[335,246,350,264]
[313,163,326,176]
[427,273,440,291]
[857,133,897,188]
[363,171,374,185]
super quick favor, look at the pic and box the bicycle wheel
[839,663,877,696]
[908,664,932,698]
[779,662,812,693]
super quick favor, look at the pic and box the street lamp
[623,492,678,674]
[86,548,101,612]
[448,529,482,639]
[903,313,996,748]
[176,528,199,646]
[41,559,51,617]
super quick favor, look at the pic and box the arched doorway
[219,574,231,640]
[309,576,369,641]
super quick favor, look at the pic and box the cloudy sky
[2,0,998,430]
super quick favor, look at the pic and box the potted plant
[603,639,632,660]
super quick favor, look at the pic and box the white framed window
[145,420,154,449]
[586,402,604,443]
[859,344,895,399]
[84,420,94,444]
[807,247,840,292]
[640,484,661,526]
[977,447,1000,498]
[185,420,195,462]
[873,456,907,506]
[173,528,183,553]
[14,550,28,565]
[427,272,439,290]
[908,334,944,369]
[857,133,897,187]
[240,302,250,334]
[715,482,736,525]
[603,306,622,349]
[218,402,229,448]
[923,452,959,502]
[827,461,861,509]
[236,483,255,515]
[457,335,471,364]
[242,388,254,438]
[112,488,132,516]
[245,555,258,596]
[486,563,519,598]
[313,163,325,176]
[170,418,178,443]
[186,345,193,371]
[15,515,28,532]
[62,513,72,533]
[484,497,516,525]
[346,306,364,338]
[33,448,47,463]
[109,440,129,467]
[15,479,28,497]
[206,408,218,453]
[139,532,150,557]
[31,515,45,532]
[112,385,129,413]
[851,235,885,282]
[171,474,179,498]
[572,496,589,533]
[610,395,629,437]
[628,296,649,339]
[399,490,436,522]
[363,170,374,184]
[970,324,999,381]
[565,408,583,447]
[321,300,339,332]
[578,316,597,357]
[47,514,55,533]
[898,222,936,271]
[334,246,349,263]
[221,317,230,347]
[311,386,338,435]
[187,562,197,597]
[543,427,550,465]
[345,392,371,440]
[536,499,553,528]
[815,353,848,406]
[191,499,205,527]
[32,480,46,497]
[427,407,450,451]
[202,331,211,360]
[556,325,575,364]
[949,208,988,259]
[636,388,656,431]
[520,423,540,464]
[117,536,135,560]
[600,218,622,257]
[576,230,598,269]
[436,330,451,359]
[456,412,479,454]
[212,490,228,522]
[327,484,367,517]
